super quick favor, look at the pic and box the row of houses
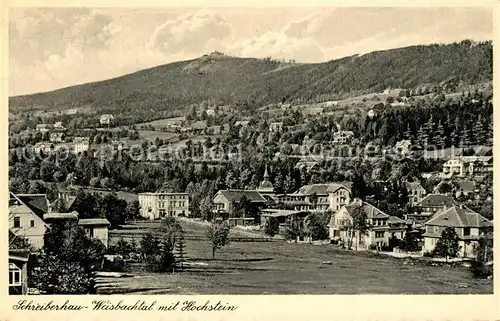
[207,170,492,257]
[35,114,115,134]
[32,137,91,155]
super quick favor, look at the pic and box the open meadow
[98,220,493,295]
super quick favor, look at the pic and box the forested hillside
[10,40,492,114]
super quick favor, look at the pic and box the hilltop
[9,40,492,114]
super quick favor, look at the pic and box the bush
[469,260,493,279]
[102,256,126,272]
[423,251,434,258]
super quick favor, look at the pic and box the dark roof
[217,190,267,203]
[405,182,424,190]
[16,194,49,218]
[426,205,493,228]
[49,194,77,212]
[454,180,476,192]
[297,182,352,195]
[387,216,405,224]
[474,146,493,156]
[9,249,30,262]
[418,194,455,208]
[345,199,390,219]
[78,218,110,226]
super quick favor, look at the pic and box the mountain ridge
[9,40,493,114]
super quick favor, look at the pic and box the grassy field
[136,117,185,129]
[98,221,492,295]
[138,131,178,142]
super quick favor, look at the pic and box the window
[88,228,94,238]
[30,220,35,228]
[375,231,385,238]
[13,217,20,228]
[9,263,21,286]
[464,227,470,236]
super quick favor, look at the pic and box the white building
[332,131,354,145]
[99,114,114,126]
[423,205,492,258]
[73,137,90,154]
[138,192,190,220]
[78,218,110,248]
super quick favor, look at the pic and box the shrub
[469,260,493,279]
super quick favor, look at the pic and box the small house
[99,114,114,126]
[78,218,110,248]
[423,205,493,258]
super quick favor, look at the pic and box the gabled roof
[405,181,424,190]
[454,180,476,192]
[474,146,493,156]
[326,182,352,194]
[417,194,455,208]
[234,120,250,126]
[387,216,405,224]
[425,205,492,228]
[296,182,351,196]
[395,140,412,148]
[294,161,318,170]
[216,190,267,203]
[15,194,50,218]
[50,132,64,138]
[74,137,90,144]
[344,200,390,219]
[191,120,208,130]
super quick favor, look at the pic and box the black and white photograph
[7,6,494,296]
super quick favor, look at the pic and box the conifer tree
[403,124,412,141]
[174,232,186,271]
[473,116,486,145]
[416,126,428,147]
[460,125,472,147]
[434,121,445,148]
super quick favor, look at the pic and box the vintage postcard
[1,0,499,320]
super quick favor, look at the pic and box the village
[8,85,494,294]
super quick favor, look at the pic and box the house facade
[212,190,267,217]
[332,131,354,145]
[138,192,190,220]
[49,132,65,143]
[269,122,284,132]
[394,140,412,156]
[99,114,114,126]
[328,199,398,250]
[405,181,427,206]
[443,156,493,177]
[9,193,50,250]
[423,205,493,258]
[78,218,110,248]
[275,182,351,213]
[74,137,90,154]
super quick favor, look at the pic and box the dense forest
[10,40,492,118]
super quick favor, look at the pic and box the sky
[9,7,492,96]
